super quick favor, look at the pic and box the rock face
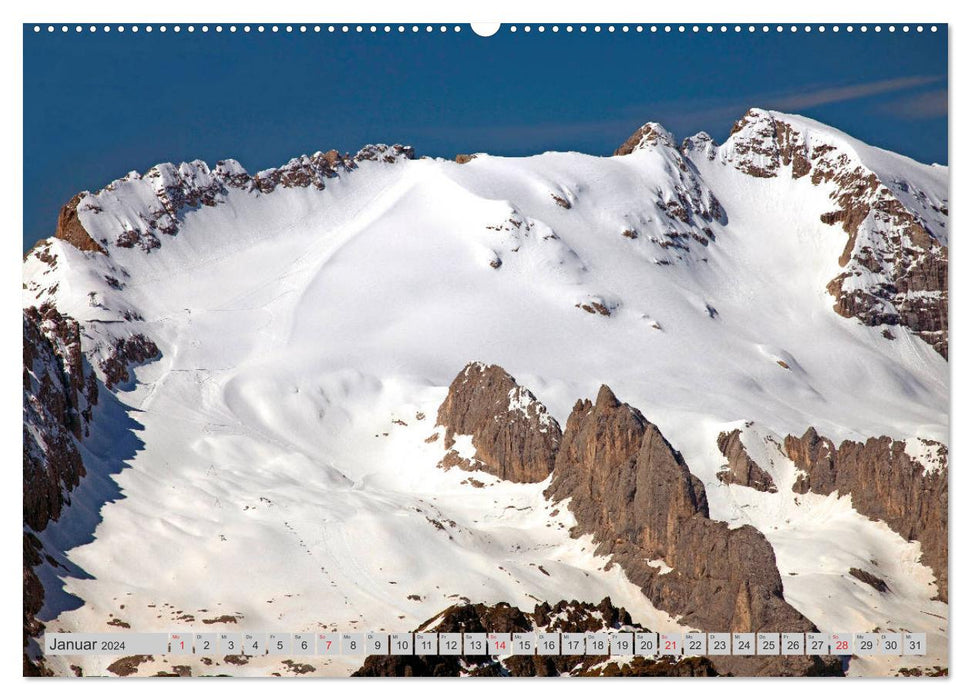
[99,333,160,390]
[785,428,948,601]
[435,363,562,483]
[723,108,948,358]
[849,567,890,594]
[23,305,98,530]
[22,304,100,675]
[54,193,105,254]
[53,144,416,254]
[546,386,840,677]
[354,598,718,677]
[716,429,777,492]
[23,533,48,676]
[613,122,725,260]
[615,122,680,155]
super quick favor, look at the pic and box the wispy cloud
[767,75,944,111]
[404,75,947,155]
[875,88,948,120]
[639,75,946,129]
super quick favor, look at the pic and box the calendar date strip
[44,631,926,657]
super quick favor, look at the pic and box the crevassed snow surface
[24,118,948,676]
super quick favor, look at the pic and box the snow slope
[23,111,948,676]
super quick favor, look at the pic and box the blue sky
[23,24,947,250]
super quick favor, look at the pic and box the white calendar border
[3,0,964,698]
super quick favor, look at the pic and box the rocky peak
[715,429,778,493]
[435,362,562,483]
[50,143,416,257]
[723,108,800,178]
[614,122,678,156]
[681,131,718,161]
[353,143,416,164]
[549,386,712,554]
[550,385,649,520]
[547,385,835,676]
[614,123,726,259]
[721,108,948,358]
[54,193,105,254]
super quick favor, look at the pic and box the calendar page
[21,17,949,680]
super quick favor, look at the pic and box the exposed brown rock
[716,429,777,492]
[354,144,416,164]
[435,363,562,483]
[23,305,98,531]
[725,108,948,358]
[23,304,105,673]
[99,333,160,389]
[785,428,948,601]
[615,122,677,155]
[156,665,192,677]
[107,655,154,677]
[201,615,239,625]
[76,144,414,250]
[616,125,725,232]
[354,598,718,677]
[454,154,476,164]
[897,666,949,677]
[587,657,719,677]
[681,132,718,161]
[576,301,612,316]
[55,194,106,254]
[438,448,483,473]
[23,534,46,675]
[281,659,316,675]
[545,386,839,676]
[848,567,890,593]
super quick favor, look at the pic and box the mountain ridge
[22,108,948,677]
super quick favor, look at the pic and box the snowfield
[23,110,948,676]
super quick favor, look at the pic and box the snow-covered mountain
[23,108,948,677]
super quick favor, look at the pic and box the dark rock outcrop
[615,122,678,155]
[99,333,160,390]
[106,655,155,677]
[54,193,106,254]
[614,122,726,261]
[354,598,718,677]
[545,386,840,676]
[23,305,98,531]
[55,144,415,253]
[716,429,777,492]
[849,567,890,594]
[435,363,562,483]
[23,534,48,676]
[23,304,100,675]
[785,428,948,601]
